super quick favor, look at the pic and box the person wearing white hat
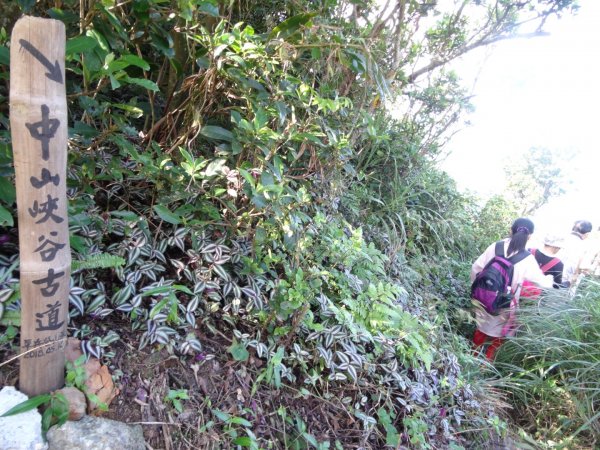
[529,234,565,288]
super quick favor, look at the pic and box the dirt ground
[1,328,370,450]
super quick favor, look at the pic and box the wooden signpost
[10,16,70,396]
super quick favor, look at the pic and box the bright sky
[441,0,600,240]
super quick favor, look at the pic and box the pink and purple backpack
[471,241,529,315]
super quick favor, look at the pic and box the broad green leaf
[0,394,51,417]
[112,104,144,118]
[200,125,233,142]
[0,46,9,66]
[119,54,150,70]
[0,143,12,165]
[17,0,36,12]
[108,60,134,72]
[179,147,195,164]
[149,297,169,319]
[233,437,253,447]
[0,178,16,204]
[260,171,275,187]
[98,5,127,38]
[172,284,194,295]
[344,49,367,74]
[86,29,110,52]
[123,77,159,92]
[253,109,268,129]
[272,346,285,365]
[269,13,317,40]
[110,210,139,221]
[303,433,319,447]
[203,159,227,177]
[70,121,100,139]
[66,36,97,56]
[178,0,194,21]
[0,205,13,227]
[0,310,21,327]
[41,408,53,434]
[47,7,80,24]
[212,409,230,422]
[274,101,287,125]
[150,31,175,58]
[244,78,266,92]
[199,1,219,17]
[228,341,249,361]
[251,194,267,208]
[140,286,174,297]
[196,56,210,69]
[153,205,181,224]
[231,140,243,155]
[238,168,256,188]
[229,417,252,427]
[228,55,246,68]
[109,74,121,90]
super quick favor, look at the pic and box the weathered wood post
[10,16,70,396]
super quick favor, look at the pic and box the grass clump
[495,277,600,447]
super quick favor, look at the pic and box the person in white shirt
[471,218,553,360]
[558,220,593,287]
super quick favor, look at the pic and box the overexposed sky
[442,0,600,237]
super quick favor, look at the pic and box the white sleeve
[522,257,554,288]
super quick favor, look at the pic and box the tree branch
[406,30,549,84]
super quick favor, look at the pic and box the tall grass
[494,277,600,447]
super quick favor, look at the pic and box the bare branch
[407,30,549,84]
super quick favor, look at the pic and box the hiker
[529,234,565,288]
[470,218,553,360]
[558,220,593,288]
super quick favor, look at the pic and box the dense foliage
[495,279,600,448]
[0,0,580,448]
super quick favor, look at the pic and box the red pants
[473,329,504,361]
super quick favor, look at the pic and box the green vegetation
[0,0,593,448]
[495,279,600,448]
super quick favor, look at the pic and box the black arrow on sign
[19,39,63,84]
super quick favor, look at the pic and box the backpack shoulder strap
[508,250,529,265]
[541,257,560,273]
[494,240,505,257]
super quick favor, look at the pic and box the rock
[86,364,119,412]
[0,386,47,450]
[65,338,119,412]
[55,387,86,421]
[46,415,145,450]
[64,338,83,363]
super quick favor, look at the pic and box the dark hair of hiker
[508,217,534,256]
[572,220,592,235]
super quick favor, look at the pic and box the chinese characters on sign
[25,103,68,339]
[22,330,67,358]
[25,104,60,161]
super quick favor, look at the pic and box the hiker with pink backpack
[470,218,554,360]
